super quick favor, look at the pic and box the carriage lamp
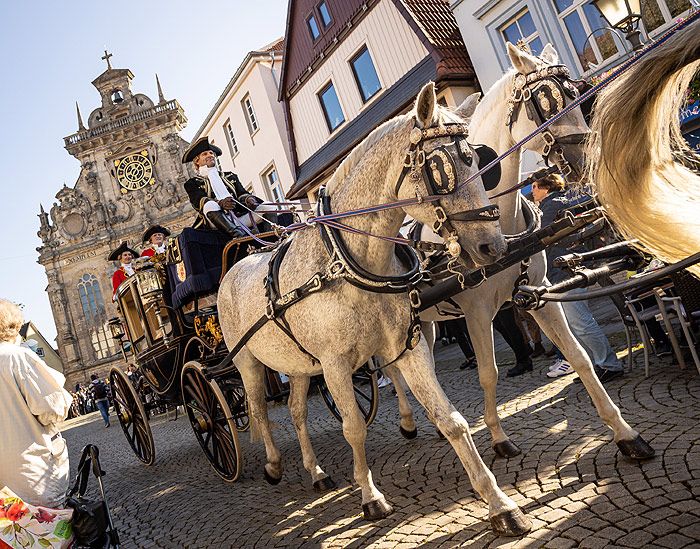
[108,317,125,340]
[593,0,644,51]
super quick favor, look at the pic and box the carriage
[107,227,379,482]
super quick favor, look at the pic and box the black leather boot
[205,210,246,239]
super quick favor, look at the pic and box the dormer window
[318,1,332,27]
[307,14,320,41]
[111,90,124,104]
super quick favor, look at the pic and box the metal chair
[624,289,685,377]
[654,270,700,375]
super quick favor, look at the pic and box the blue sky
[0,1,289,343]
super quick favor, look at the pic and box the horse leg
[464,307,521,458]
[530,302,654,459]
[395,341,531,536]
[236,349,284,483]
[383,364,417,439]
[287,375,336,491]
[322,358,392,520]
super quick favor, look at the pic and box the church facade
[37,54,194,389]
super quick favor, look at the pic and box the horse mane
[469,70,514,129]
[325,103,466,196]
[585,20,700,276]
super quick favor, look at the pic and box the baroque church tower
[37,52,193,388]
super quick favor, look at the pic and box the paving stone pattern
[62,329,700,548]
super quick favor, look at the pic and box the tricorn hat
[108,241,139,262]
[142,225,171,243]
[182,136,222,164]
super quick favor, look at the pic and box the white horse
[586,18,700,278]
[218,83,538,535]
[384,43,655,464]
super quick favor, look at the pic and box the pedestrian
[0,298,72,507]
[89,373,111,427]
[531,171,624,382]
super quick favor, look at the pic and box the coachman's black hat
[108,242,139,262]
[182,136,222,164]
[142,225,171,243]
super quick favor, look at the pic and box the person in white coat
[0,299,72,507]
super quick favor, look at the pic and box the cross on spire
[101,49,113,70]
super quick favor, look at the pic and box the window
[500,10,544,56]
[318,1,332,27]
[77,274,116,359]
[554,0,622,72]
[264,166,285,205]
[640,0,691,33]
[318,82,345,132]
[307,14,320,40]
[224,120,238,156]
[242,94,259,134]
[78,273,106,324]
[350,46,382,103]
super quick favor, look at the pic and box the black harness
[506,64,589,177]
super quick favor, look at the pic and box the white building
[451,0,693,90]
[193,38,295,205]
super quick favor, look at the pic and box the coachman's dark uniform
[184,171,261,229]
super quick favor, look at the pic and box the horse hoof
[313,476,337,492]
[263,467,282,485]
[493,439,522,459]
[490,508,532,537]
[617,435,655,460]
[400,425,418,439]
[362,498,394,520]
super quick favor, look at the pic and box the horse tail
[585,19,700,276]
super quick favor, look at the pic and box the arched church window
[77,274,116,359]
[77,274,106,323]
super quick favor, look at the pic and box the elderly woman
[0,299,72,507]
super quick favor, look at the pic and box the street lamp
[593,0,644,51]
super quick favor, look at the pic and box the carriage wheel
[181,361,242,482]
[109,367,156,466]
[318,360,379,426]
[225,379,250,433]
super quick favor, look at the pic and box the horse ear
[540,43,559,65]
[507,42,538,74]
[453,92,481,121]
[414,81,437,128]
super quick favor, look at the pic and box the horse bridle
[394,122,501,262]
[506,64,589,177]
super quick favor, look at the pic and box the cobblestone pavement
[61,320,700,548]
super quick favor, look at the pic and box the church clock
[114,150,155,193]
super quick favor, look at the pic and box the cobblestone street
[61,319,700,549]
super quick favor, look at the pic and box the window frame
[317,80,346,134]
[307,13,321,41]
[499,9,544,56]
[241,94,259,135]
[318,0,333,28]
[349,44,383,103]
[224,119,239,158]
[262,164,285,207]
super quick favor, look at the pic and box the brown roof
[401,0,475,80]
[263,38,285,52]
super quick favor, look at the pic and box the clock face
[114,151,155,193]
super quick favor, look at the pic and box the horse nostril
[478,242,504,260]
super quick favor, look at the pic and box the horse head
[506,42,590,183]
[397,82,506,267]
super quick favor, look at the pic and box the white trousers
[203,200,280,229]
